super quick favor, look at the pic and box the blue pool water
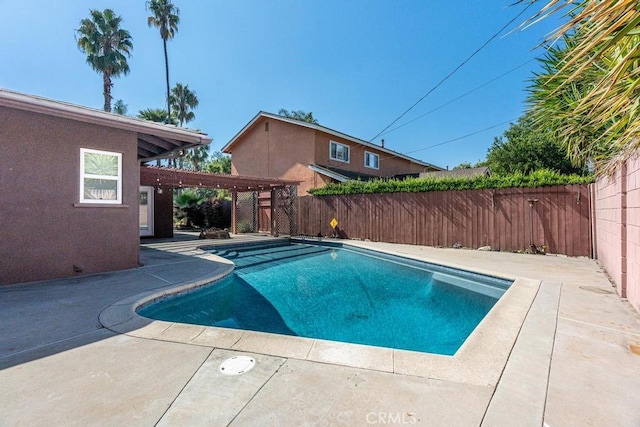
[138,242,512,355]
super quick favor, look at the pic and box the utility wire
[369,3,533,142]
[368,118,516,168]
[378,58,537,137]
[403,118,517,156]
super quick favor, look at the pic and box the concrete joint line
[139,258,206,269]
[0,328,107,360]
[145,272,173,285]
[226,357,289,426]
[155,347,215,426]
[230,333,245,349]
[542,282,562,425]
[557,316,640,338]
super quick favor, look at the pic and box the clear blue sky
[1,1,561,169]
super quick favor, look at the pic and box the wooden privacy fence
[297,185,593,257]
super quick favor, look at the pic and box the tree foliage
[522,0,640,175]
[173,189,227,228]
[170,82,198,126]
[185,146,209,171]
[486,113,587,175]
[278,109,319,124]
[204,151,232,174]
[76,9,133,112]
[113,99,128,115]
[137,108,178,125]
[169,82,202,169]
[453,162,473,170]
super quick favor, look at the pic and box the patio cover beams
[140,166,300,192]
[140,166,300,236]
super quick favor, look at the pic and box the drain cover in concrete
[219,356,256,376]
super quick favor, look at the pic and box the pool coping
[99,240,541,387]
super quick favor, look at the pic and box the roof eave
[0,89,212,146]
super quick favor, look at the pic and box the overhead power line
[404,118,517,156]
[369,3,533,142]
[378,58,537,137]
[370,118,517,167]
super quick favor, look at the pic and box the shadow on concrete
[0,242,234,369]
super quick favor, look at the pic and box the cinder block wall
[594,157,640,313]
[625,159,640,313]
[594,170,624,288]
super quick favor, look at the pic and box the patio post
[271,188,277,237]
[231,191,237,234]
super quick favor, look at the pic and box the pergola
[140,166,300,234]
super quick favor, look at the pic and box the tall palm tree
[146,0,180,123]
[170,82,199,126]
[170,82,201,169]
[187,146,210,171]
[76,9,133,112]
[521,0,640,175]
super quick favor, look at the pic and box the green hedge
[308,169,594,196]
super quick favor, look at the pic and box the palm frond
[524,0,640,175]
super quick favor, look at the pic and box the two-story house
[222,112,443,195]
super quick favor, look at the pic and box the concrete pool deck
[1,233,640,426]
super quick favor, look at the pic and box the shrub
[174,190,225,229]
[236,221,254,233]
[199,199,225,229]
[308,169,594,196]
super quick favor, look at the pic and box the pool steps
[205,240,512,298]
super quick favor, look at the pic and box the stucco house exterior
[222,112,443,195]
[0,89,211,285]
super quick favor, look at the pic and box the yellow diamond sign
[330,218,338,229]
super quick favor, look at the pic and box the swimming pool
[138,241,512,355]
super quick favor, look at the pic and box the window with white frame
[80,148,122,204]
[364,151,380,169]
[329,141,350,163]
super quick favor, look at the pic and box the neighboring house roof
[223,111,443,170]
[420,166,491,179]
[0,88,212,162]
[314,164,380,181]
[393,173,421,180]
[308,164,349,182]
